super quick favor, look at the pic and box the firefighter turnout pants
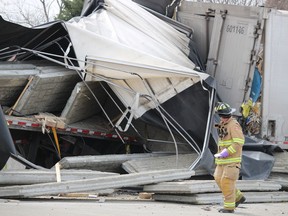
[214,163,243,210]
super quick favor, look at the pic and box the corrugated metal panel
[177,2,264,115]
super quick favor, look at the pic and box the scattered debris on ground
[1,151,288,205]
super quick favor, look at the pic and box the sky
[0,0,60,26]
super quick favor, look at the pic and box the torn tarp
[0,106,16,169]
[241,151,275,180]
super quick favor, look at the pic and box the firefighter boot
[218,208,234,213]
[236,196,246,207]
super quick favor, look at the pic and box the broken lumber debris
[58,188,115,198]
[35,113,66,129]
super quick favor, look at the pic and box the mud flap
[0,106,16,170]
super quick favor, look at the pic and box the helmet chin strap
[220,115,231,122]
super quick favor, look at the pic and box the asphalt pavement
[1,198,288,216]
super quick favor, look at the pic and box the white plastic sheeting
[64,0,208,79]
[63,0,211,120]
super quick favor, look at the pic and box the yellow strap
[52,127,61,158]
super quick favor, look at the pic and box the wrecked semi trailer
[0,0,280,180]
[176,2,288,148]
[0,61,143,168]
[0,0,217,170]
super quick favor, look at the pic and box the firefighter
[213,102,246,213]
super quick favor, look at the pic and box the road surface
[1,198,288,216]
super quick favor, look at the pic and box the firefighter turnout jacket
[215,117,245,165]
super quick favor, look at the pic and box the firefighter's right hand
[214,148,229,158]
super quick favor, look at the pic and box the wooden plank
[8,76,34,115]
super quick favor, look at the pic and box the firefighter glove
[214,148,229,158]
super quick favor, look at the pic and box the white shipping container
[262,9,288,144]
[177,2,288,146]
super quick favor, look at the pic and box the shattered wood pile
[1,151,288,204]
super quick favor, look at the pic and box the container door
[262,10,288,145]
